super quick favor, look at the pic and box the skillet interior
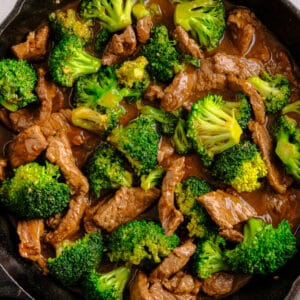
[0,0,299,299]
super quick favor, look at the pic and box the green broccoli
[80,0,136,32]
[225,218,297,275]
[247,71,291,114]
[273,115,300,181]
[0,162,70,219]
[132,2,150,19]
[140,166,164,191]
[47,232,103,286]
[49,8,93,42]
[108,115,160,176]
[140,24,181,83]
[181,54,201,68]
[173,0,226,51]
[187,94,243,166]
[85,142,133,197]
[281,100,300,115]
[49,35,101,87]
[175,176,214,238]
[0,59,37,111]
[82,267,130,300]
[171,118,192,155]
[193,234,229,279]
[95,28,113,55]
[211,140,267,192]
[107,220,180,265]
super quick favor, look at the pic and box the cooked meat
[17,219,47,272]
[202,272,234,296]
[248,121,288,194]
[11,25,49,60]
[228,75,265,124]
[102,25,137,65]
[130,271,152,300]
[136,16,153,44]
[8,125,48,168]
[158,157,185,235]
[157,137,175,165]
[92,187,160,232]
[197,190,257,230]
[0,108,12,129]
[220,228,244,243]
[173,26,204,59]
[144,85,165,102]
[84,200,104,233]
[149,240,196,282]
[0,159,7,181]
[45,213,63,231]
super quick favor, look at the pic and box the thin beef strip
[0,159,7,181]
[92,187,160,232]
[136,16,153,44]
[202,272,234,297]
[144,85,165,102]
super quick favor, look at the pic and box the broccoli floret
[247,71,291,114]
[175,176,214,238]
[49,35,101,87]
[80,0,136,32]
[181,54,201,68]
[108,115,160,176]
[171,118,192,155]
[140,166,164,191]
[211,140,267,192]
[281,100,300,115]
[107,220,180,265]
[95,28,113,55]
[0,162,70,219]
[0,59,37,111]
[49,8,93,42]
[140,24,181,83]
[132,2,150,19]
[82,267,130,300]
[85,142,133,197]
[187,94,243,166]
[47,232,103,286]
[173,0,225,51]
[193,234,229,279]
[273,115,300,181]
[225,218,297,274]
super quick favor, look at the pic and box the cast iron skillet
[0,0,299,299]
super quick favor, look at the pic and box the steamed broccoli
[193,234,229,279]
[108,115,160,176]
[187,94,243,166]
[85,142,133,197]
[175,176,214,238]
[0,59,37,111]
[95,28,113,55]
[248,71,291,114]
[171,118,192,155]
[140,24,181,83]
[273,115,300,181]
[82,267,130,300]
[140,166,164,191]
[211,140,267,192]
[107,220,180,265]
[80,0,136,32]
[49,35,101,87]
[173,0,226,51]
[49,8,93,42]
[47,232,103,286]
[0,162,70,219]
[281,100,300,115]
[225,218,297,275]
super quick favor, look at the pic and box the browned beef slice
[197,190,257,230]
[9,125,48,168]
[157,137,175,165]
[93,187,160,232]
[11,25,49,60]
[158,157,185,235]
[0,108,12,129]
[136,16,153,44]
[17,219,47,272]
[102,25,137,65]
[149,240,196,282]
[202,272,234,296]
[144,85,165,102]
[0,159,7,181]
[219,228,244,243]
[248,121,288,194]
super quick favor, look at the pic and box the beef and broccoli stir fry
[0,0,299,298]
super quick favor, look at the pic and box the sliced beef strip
[8,124,48,168]
[0,108,12,129]
[92,187,160,232]
[17,219,47,273]
[202,272,234,296]
[144,85,165,102]
[149,240,196,282]
[11,25,49,60]
[158,157,185,235]
[0,159,7,181]
[219,228,244,243]
[197,190,257,230]
[136,16,153,44]
[102,25,137,65]
[248,121,288,194]
[157,137,175,165]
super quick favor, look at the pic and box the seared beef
[202,272,234,296]
[136,16,153,44]
[144,85,165,102]
[157,137,175,165]
[220,228,244,243]
[0,159,7,181]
